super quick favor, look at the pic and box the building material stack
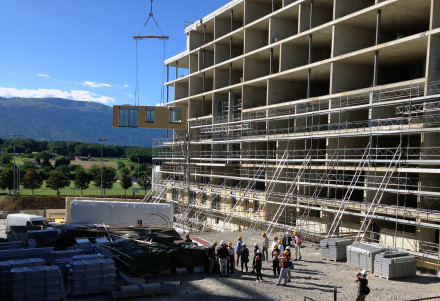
[346,242,388,273]
[320,238,352,261]
[11,265,65,301]
[374,251,417,279]
[0,258,45,298]
[67,258,116,296]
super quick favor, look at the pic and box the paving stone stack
[320,238,352,261]
[11,265,65,301]
[0,258,45,297]
[67,258,116,296]
[346,242,388,273]
[374,250,417,279]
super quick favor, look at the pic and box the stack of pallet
[11,266,65,301]
[0,258,45,297]
[373,251,417,279]
[346,242,387,273]
[67,258,116,296]
[320,238,352,261]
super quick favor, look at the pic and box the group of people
[207,231,304,286]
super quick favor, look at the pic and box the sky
[0,0,230,106]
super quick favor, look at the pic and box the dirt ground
[69,160,118,169]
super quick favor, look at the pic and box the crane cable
[134,0,167,106]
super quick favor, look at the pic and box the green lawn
[0,180,149,198]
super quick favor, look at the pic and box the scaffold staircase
[265,151,312,236]
[248,149,290,231]
[223,164,267,230]
[356,144,402,242]
[326,142,371,238]
[297,150,339,230]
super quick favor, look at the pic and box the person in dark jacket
[217,240,229,277]
[184,233,192,243]
[272,244,281,276]
[252,243,259,273]
[255,249,263,283]
[240,242,249,272]
[207,241,218,274]
[282,232,292,249]
[355,270,369,301]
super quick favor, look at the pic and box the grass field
[69,160,118,169]
[0,180,149,201]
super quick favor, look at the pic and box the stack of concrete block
[374,251,417,279]
[320,238,352,261]
[67,258,116,296]
[0,258,45,297]
[346,242,387,273]
[11,265,65,301]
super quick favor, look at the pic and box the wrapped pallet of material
[0,247,54,263]
[320,238,352,261]
[11,265,65,301]
[346,242,387,273]
[0,258,45,297]
[374,251,417,279]
[67,258,116,296]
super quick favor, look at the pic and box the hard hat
[361,270,368,276]
[185,233,190,237]
[238,236,242,240]
[228,242,232,246]
[274,236,278,240]
[262,232,266,236]
[278,239,282,244]
[213,241,218,245]
[273,245,278,249]
[285,231,289,235]
[293,231,298,235]
[242,242,246,246]
[283,250,289,255]
[257,249,262,254]
[286,246,291,250]
[254,243,258,247]
[220,240,225,245]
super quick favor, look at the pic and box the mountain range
[0,97,165,147]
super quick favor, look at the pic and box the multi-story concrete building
[114,0,440,273]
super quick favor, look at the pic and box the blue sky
[0,0,230,106]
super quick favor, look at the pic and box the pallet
[321,257,345,262]
[372,274,414,280]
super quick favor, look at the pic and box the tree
[93,166,116,194]
[0,167,14,192]
[54,156,71,168]
[120,174,132,195]
[138,175,151,194]
[23,169,43,195]
[46,170,70,196]
[88,164,101,180]
[74,170,90,195]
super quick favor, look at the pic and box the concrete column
[176,61,179,79]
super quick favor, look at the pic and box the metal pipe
[310,0,314,29]
[373,51,379,87]
[270,48,273,75]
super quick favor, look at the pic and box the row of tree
[0,138,152,164]
[0,166,151,196]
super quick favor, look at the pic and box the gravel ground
[1,226,439,301]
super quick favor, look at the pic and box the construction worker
[217,240,229,277]
[275,250,290,286]
[272,244,281,276]
[236,235,243,266]
[262,232,269,261]
[255,249,263,283]
[227,241,235,274]
[282,231,292,249]
[252,243,259,273]
[271,235,279,250]
[240,242,249,272]
[293,231,303,261]
[184,233,192,243]
[285,246,292,282]
[355,270,370,300]
[278,239,284,253]
[207,241,217,274]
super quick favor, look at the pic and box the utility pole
[138,157,140,182]
[8,134,21,196]
[97,137,108,196]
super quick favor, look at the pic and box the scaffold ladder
[326,142,371,238]
[142,173,172,202]
[265,151,312,236]
[356,144,402,242]
[248,149,290,231]
[297,150,339,230]
[223,164,267,230]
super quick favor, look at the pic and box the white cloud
[124,84,130,88]
[128,94,134,98]
[82,81,112,88]
[36,73,50,78]
[0,87,114,104]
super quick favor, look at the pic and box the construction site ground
[1,221,439,300]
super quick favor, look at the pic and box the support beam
[270,48,274,75]
[310,0,314,29]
